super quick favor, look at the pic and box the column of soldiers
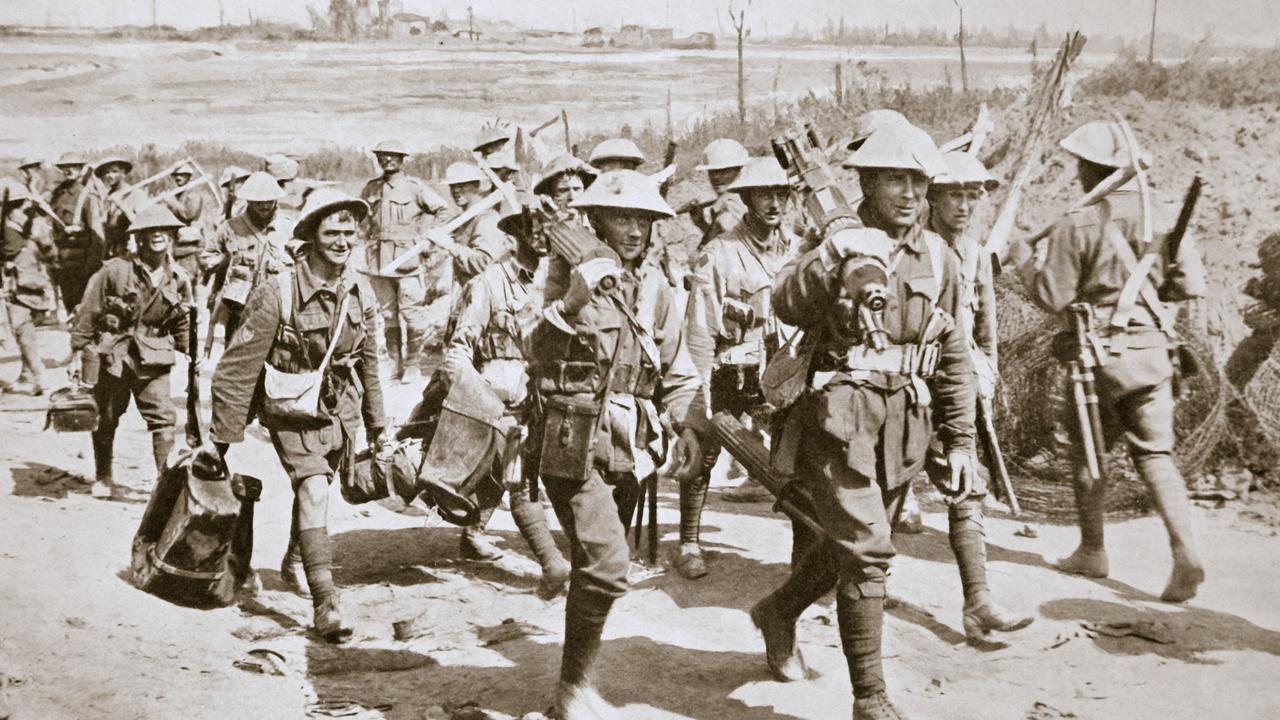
[3,108,1207,718]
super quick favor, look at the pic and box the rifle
[976,396,1021,516]
[1166,175,1203,265]
[710,412,827,541]
[185,306,203,449]
[659,141,678,198]
[1069,303,1108,482]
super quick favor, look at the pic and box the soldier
[440,191,571,590]
[70,205,194,499]
[485,149,523,186]
[265,154,305,216]
[202,171,295,347]
[528,170,704,717]
[1,181,56,395]
[1013,121,1206,603]
[89,156,139,261]
[473,120,513,159]
[750,122,977,719]
[685,138,749,246]
[533,154,595,215]
[587,138,646,173]
[163,161,211,282]
[204,189,384,641]
[359,139,448,382]
[47,151,97,311]
[218,165,250,221]
[922,151,1033,641]
[676,156,798,579]
[17,158,46,199]
[440,162,512,330]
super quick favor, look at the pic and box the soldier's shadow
[1039,597,1280,664]
[303,631,807,720]
[329,526,498,589]
[10,462,88,500]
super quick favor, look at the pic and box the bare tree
[953,0,970,93]
[1148,0,1159,63]
[728,0,751,129]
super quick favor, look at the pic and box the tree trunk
[1148,0,1159,64]
[957,5,970,93]
[736,11,746,129]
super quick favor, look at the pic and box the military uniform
[678,157,799,577]
[165,178,211,281]
[752,123,975,719]
[360,170,447,376]
[71,230,193,496]
[2,187,56,392]
[48,174,99,310]
[1020,124,1206,602]
[691,192,746,246]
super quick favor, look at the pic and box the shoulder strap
[276,266,294,326]
[1097,202,1176,335]
[316,292,351,375]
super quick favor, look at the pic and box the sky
[2,0,1277,46]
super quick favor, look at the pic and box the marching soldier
[359,139,448,382]
[218,165,251,221]
[1014,121,1206,602]
[17,158,46,199]
[474,120,513,159]
[440,162,512,332]
[528,170,704,717]
[751,122,977,719]
[485,149,523,186]
[686,138,749,246]
[676,156,797,579]
[533,154,595,217]
[48,152,97,310]
[205,189,385,641]
[1,181,56,395]
[201,171,294,345]
[587,138,646,173]
[265,154,306,216]
[163,161,211,282]
[89,156,139,261]
[70,205,194,499]
[441,191,571,590]
[923,151,1033,641]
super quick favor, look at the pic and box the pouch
[133,331,175,367]
[263,365,325,421]
[539,395,602,482]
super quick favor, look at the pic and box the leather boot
[949,499,1033,642]
[298,527,351,643]
[313,598,353,644]
[460,507,504,561]
[91,430,114,498]
[510,487,570,599]
[853,691,909,720]
[1056,463,1109,578]
[556,585,615,718]
[750,595,809,682]
[151,430,174,475]
[1138,454,1206,602]
[674,473,711,579]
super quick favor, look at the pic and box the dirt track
[2,350,1280,720]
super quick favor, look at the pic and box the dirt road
[2,350,1279,720]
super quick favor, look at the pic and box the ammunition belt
[842,342,942,379]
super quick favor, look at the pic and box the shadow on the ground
[303,632,807,720]
[1039,597,1280,665]
[9,462,88,499]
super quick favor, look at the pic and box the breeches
[543,469,632,599]
[94,365,175,433]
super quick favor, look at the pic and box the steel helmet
[373,139,410,157]
[726,156,791,193]
[93,156,134,177]
[932,151,999,190]
[237,171,288,202]
[571,170,674,218]
[846,109,910,152]
[293,188,369,240]
[533,154,596,195]
[443,162,486,186]
[1060,121,1151,170]
[844,122,947,179]
[588,138,646,169]
[695,138,750,172]
[128,204,184,234]
[264,153,299,182]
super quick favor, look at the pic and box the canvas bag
[262,268,351,421]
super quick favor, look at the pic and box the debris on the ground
[477,618,549,647]
[0,672,25,688]
[1014,524,1039,538]
[63,616,86,629]
[1027,700,1078,719]
[306,699,391,718]
[232,648,289,676]
[1081,620,1176,645]
[1047,628,1097,650]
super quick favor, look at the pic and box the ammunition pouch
[539,395,602,482]
[132,330,176,367]
[843,341,942,378]
[544,360,603,395]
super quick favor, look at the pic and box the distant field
[0,37,1121,158]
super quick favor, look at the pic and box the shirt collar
[294,255,350,303]
[859,202,927,255]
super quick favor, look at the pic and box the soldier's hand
[943,451,977,504]
[670,428,703,481]
[562,257,621,315]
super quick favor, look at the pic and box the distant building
[616,24,646,48]
[672,31,716,50]
[647,27,674,44]
[583,26,605,47]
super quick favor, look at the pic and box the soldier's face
[495,167,519,183]
[376,153,404,174]
[450,181,481,208]
[101,165,126,189]
[247,200,277,225]
[139,229,173,256]
[708,167,740,195]
[929,185,983,236]
[550,174,585,209]
[59,164,84,181]
[594,209,653,262]
[315,214,358,267]
[172,173,191,188]
[863,169,928,230]
[745,187,788,228]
